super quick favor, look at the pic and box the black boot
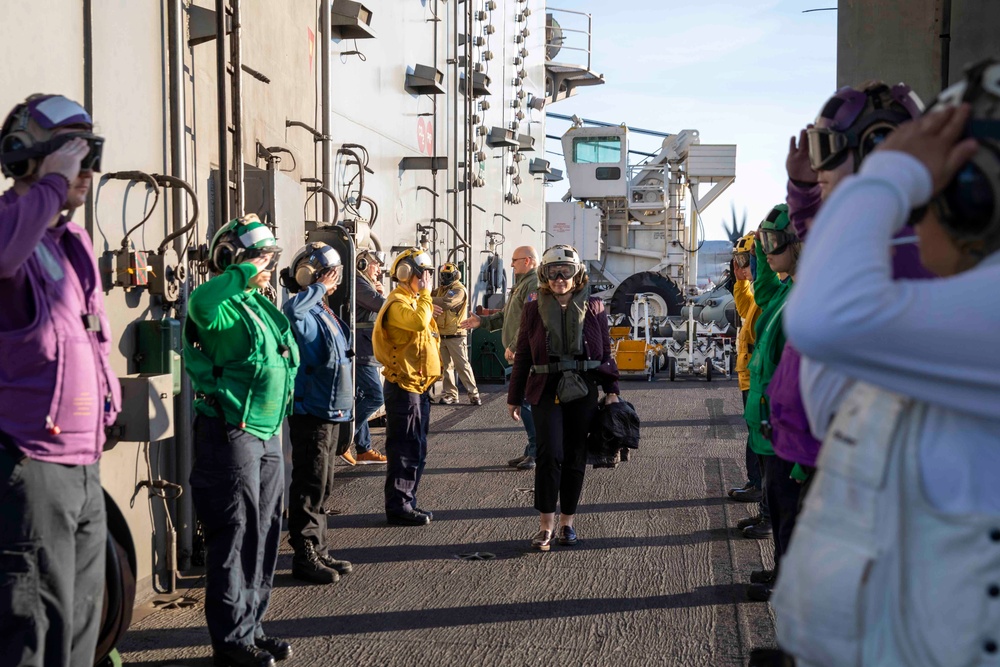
[318,551,354,575]
[292,542,339,584]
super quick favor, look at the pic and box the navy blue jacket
[283,284,354,421]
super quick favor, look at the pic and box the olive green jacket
[479,270,538,352]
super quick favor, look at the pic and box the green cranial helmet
[758,204,797,256]
[208,213,280,273]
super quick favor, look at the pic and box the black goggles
[0,131,105,174]
[243,247,282,270]
[759,230,796,256]
[44,132,105,172]
[806,124,894,172]
[543,264,577,281]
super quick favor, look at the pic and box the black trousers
[190,415,283,649]
[0,447,106,667]
[532,377,598,515]
[383,381,430,515]
[762,454,800,572]
[288,414,342,552]
[741,390,762,489]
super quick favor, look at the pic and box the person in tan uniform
[433,263,481,405]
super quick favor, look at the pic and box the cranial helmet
[0,94,104,179]
[925,59,1000,255]
[733,233,755,267]
[439,263,460,286]
[807,83,924,172]
[734,233,755,254]
[390,247,434,282]
[758,204,797,256]
[356,248,387,272]
[537,244,585,284]
[208,214,280,274]
[281,242,342,293]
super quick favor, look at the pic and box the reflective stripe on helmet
[239,225,276,248]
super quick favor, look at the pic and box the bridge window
[572,136,622,164]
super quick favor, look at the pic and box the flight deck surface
[120,377,775,666]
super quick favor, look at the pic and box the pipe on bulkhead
[168,0,194,578]
[321,0,334,221]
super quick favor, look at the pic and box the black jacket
[588,399,640,468]
[355,272,386,366]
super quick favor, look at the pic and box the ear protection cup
[210,239,237,273]
[395,261,413,282]
[295,262,317,288]
[0,104,37,179]
[356,256,369,272]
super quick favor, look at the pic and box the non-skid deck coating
[119,377,775,666]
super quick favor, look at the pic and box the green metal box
[135,319,183,396]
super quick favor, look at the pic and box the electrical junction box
[545,201,602,261]
[114,373,175,443]
[135,319,183,396]
[115,247,151,290]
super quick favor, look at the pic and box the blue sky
[543,0,838,240]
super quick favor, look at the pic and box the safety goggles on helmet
[733,252,751,268]
[543,263,577,282]
[759,230,797,256]
[806,123,897,172]
[243,247,282,271]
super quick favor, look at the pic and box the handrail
[546,8,592,71]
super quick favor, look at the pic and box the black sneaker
[318,552,353,575]
[213,644,276,667]
[387,510,431,526]
[737,514,764,530]
[517,456,536,470]
[742,519,773,539]
[557,526,577,546]
[292,543,339,584]
[507,455,528,467]
[727,482,754,497]
[748,648,796,667]
[746,582,772,602]
[531,529,552,552]
[729,486,763,503]
[750,568,776,584]
[254,636,292,661]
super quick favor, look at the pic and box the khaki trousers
[439,335,480,400]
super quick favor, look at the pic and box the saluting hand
[38,137,89,184]
[786,126,817,184]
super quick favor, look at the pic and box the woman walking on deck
[507,245,620,551]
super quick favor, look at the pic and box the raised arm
[386,290,435,332]
[188,263,257,330]
[785,150,1000,420]
[0,175,68,278]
